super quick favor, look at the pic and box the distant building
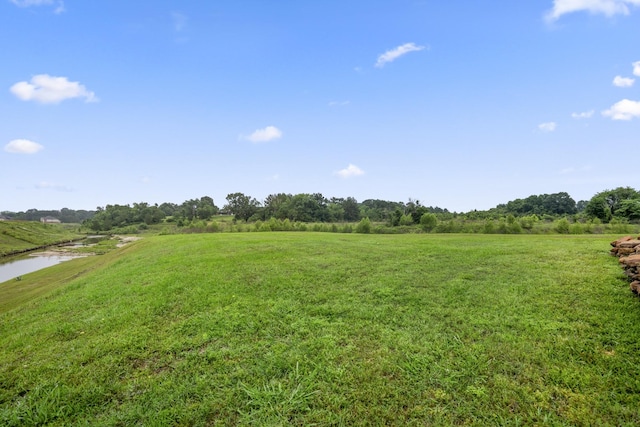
[0,214,9,221]
[40,216,61,224]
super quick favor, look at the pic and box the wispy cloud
[172,12,188,32]
[538,122,557,132]
[613,75,635,87]
[35,181,73,192]
[335,164,365,178]
[602,99,640,120]
[328,100,350,107]
[241,126,283,143]
[4,139,44,154]
[10,74,97,104]
[375,43,427,68]
[571,110,594,119]
[545,0,640,22]
[10,0,64,13]
[633,60,640,76]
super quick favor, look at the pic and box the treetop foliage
[4,187,639,232]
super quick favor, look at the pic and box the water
[0,254,80,283]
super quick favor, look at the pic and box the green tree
[342,197,361,222]
[585,187,640,222]
[420,213,438,232]
[224,193,260,222]
[617,199,640,221]
[263,193,292,219]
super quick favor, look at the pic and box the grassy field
[1,233,639,425]
[0,221,83,256]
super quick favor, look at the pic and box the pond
[0,253,83,283]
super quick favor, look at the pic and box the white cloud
[172,12,187,32]
[35,181,72,192]
[328,100,350,107]
[375,43,427,68]
[336,164,365,178]
[242,126,283,143]
[633,61,640,76]
[11,0,52,6]
[602,99,640,120]
[613,75,635,87]
[4,139,44,154]
[10,74,97,104]
[11,0,64,13]
[571,110,594,119]
[538,122,557,132]
[53,1,64,14]
[545,0,640,21]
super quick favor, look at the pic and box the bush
[554,218,570,234]
[399,214,413,226]
[420,213,438,232]
[483,220,496,234]
[569,222,584,234]
[356,217,372,234]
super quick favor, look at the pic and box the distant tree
[617,199,640,221]
[196,196,219,220]
[342,197,361,222]
[420,213,438,232]
[225,192,260,222]
[504,192,576,216]
[263,193,292,219]
[585,187,640,222]
[159,202,179,216]
[360,199,404,222]
[576,200,588,213]
[327,202,345,222]
[286,193,329,222]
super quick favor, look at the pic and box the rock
[611,236,633,247]
[621,255,640,267]
[617,248,637,255]
[617,239,640,248]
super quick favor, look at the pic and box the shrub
[554,218,570,234]
[356,217,372,234]
[483,220,496,234]
[420,213,438,232]
[399,214,414,226]
[569,222,584,234]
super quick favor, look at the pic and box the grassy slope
[0,221,82,256]
[1,233,639,426]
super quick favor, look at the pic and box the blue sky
[2,0,639,213]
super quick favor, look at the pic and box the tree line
[3,187,639,232]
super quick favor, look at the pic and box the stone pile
[610,236,640,293]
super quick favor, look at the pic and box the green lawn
[1,233,639,426]
[0,221,82,256]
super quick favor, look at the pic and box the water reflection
[0,254,81,283]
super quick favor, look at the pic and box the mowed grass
[0,221,82,256]
[1,233,639,426]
